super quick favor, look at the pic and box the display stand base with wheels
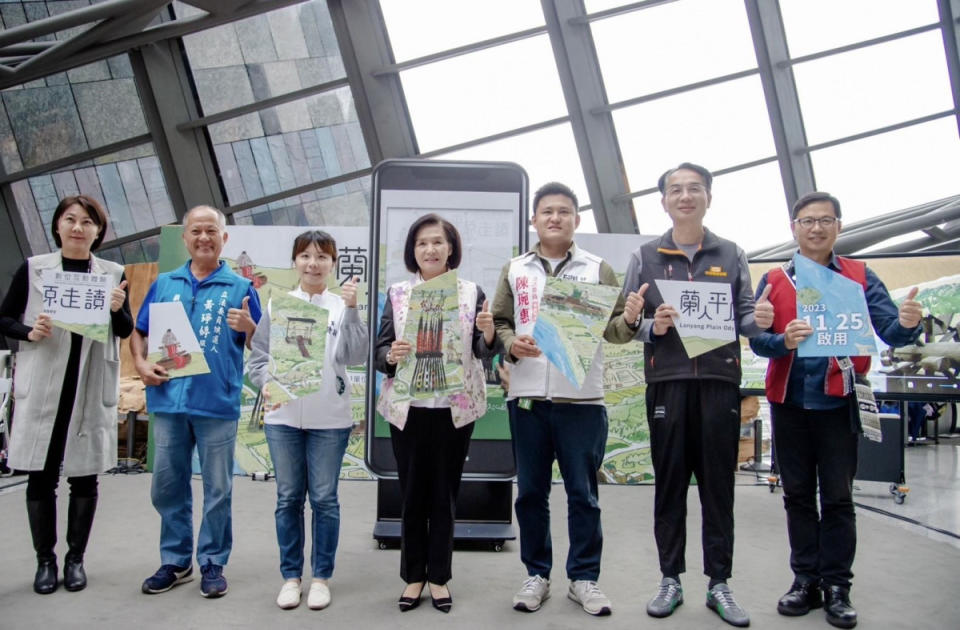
[373,478,516,552]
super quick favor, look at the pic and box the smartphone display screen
[366,159,528,478]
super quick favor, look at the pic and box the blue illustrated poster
[794,253,876,358]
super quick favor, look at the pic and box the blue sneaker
[142,564,193,594]
[200,561,228,598]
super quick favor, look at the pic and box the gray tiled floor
[1,440,958,629]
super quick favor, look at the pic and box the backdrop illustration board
[149,225,372,478]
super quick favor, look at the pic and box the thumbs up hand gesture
[754,284,774,330]
[477,298,496,345]
[623,282,649,327]
[227,295,256,335]
[899,287,923,329]
[342,276,360,308]
[110,279,128,313]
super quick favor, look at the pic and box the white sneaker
[308,580,331,610]
[568,580,612,616]
[276,579,301,609]
[513,575,550,612]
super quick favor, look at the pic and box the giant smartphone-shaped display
[366,159,528,478]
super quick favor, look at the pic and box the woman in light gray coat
[0,195,131,594]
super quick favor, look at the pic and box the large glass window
[591,0,757,103]
[98,234,161,266]
[436,123,589,208]
[810,118,960,224]
[399,35,566,153]
[209,87,368,206]
[10,143,174,254]
[614,76,776,195]
[793,32,954,145]
[180,0,371,227]
[231,176,371,227]
[179,1,346,115]
[0,56,145,173]
[780,0,939,58]
[379,0,545,61]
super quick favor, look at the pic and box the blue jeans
[151,414,237,568]
[509,399,608,581]
[265,424,351,580]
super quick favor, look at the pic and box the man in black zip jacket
[620,163,773,628]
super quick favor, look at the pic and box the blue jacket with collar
[136,260,262,421]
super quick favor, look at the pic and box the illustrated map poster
[147,301,210,378]
[260,293,329,410]
[532,277,620,388]
[794,253,876,358]
[394,270,464,401]
[41,269,112,342]
[655,278,736,358]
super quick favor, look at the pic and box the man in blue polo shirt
[131,205,261,598]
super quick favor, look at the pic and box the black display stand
[856,410,907,502]
[373,478,515,551]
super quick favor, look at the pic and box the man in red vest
[749,192,923,629]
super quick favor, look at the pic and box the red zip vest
[764,256,870,403]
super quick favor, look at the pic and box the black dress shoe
[398,583,425,612]
[63,555,87,592]
[777,579,823,616]
[34,559,59,595]
[431,585,452,613]
[823,585,857,629]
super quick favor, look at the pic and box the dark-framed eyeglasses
[793,216,837,229]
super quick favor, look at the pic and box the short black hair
[51,195,109,250]
[532,181,578,215]
[291,230,337,261]
[403,213,462,273]
[792,191,842,220]
[657,162,713,195]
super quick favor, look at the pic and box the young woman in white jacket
[247,230,367,611]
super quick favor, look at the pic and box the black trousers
[390,407,473,585]
[646,380,741,580]
[771,402,858,588]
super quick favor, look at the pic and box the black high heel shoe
[431,584,452,613]
[398,582,425,612]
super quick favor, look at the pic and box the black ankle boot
[26,499,58,594]
[823,585,857,629]
[64,495,97,592]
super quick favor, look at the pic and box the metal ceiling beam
[541,0,636,233]
[748,195,960,258]
[0,0,307,90]
[371,25,548,76]
[133,41,224,217]
[180,0,233,14]
[327,0,418,162]
[744,0,815,214]
[571,0,678,24]
[13,0,168,76]
[939,0,960,136]
[177,78,350,130]
[0,0,150,48]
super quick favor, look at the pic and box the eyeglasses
[793,216,838,229]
